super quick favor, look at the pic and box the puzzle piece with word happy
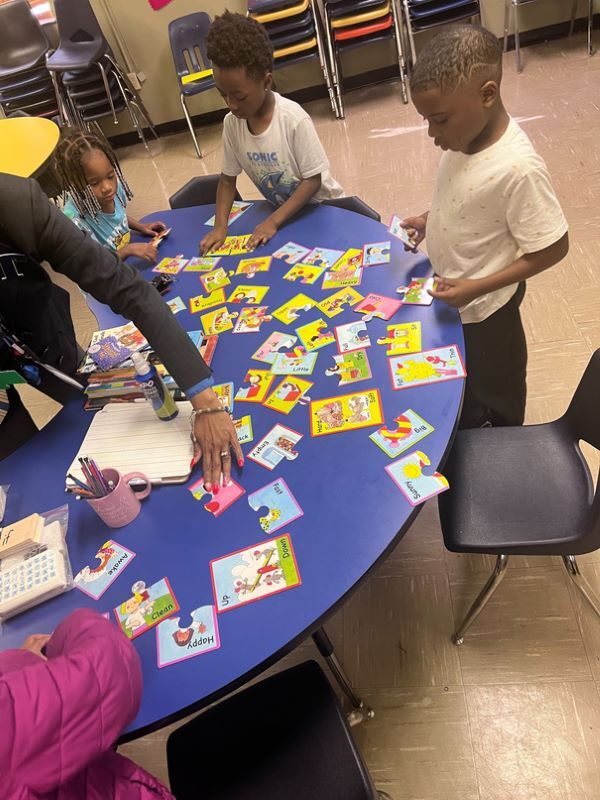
[385,450,449,506]
[248,477,304,534]
[188,477,245,516]
[156,604,220,667]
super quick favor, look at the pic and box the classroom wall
[87,0,596,133]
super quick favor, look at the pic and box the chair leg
[180,93,202,158]
[514,2,523,72]
[97,60,118,125]
[503,0,510,53]
[588,0,594,55]
[312,627,374,725]
[562,555,600,618]
[452,555,510,645]
[569,0,578,36]
[390,0,409,104]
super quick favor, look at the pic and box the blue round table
[0,202,463,739]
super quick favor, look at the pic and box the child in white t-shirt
[200,11,344,255]
[402,25,568,428]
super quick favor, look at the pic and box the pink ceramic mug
[85,468,152,528]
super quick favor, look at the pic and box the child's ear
[264,72,273,91]
[480,79,499,108]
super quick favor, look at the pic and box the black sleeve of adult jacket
[0,174,212,392]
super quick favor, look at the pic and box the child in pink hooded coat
[0,608,174,799]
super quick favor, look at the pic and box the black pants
[460,282,527,429]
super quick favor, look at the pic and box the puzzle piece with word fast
[248,424,303,470]
[385,450,449,506]
[248,477,303,534]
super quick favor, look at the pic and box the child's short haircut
[410,25,502,95]
[54,129,132,219]
[206,11,274,80]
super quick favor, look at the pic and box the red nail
[238,458,244,467]
[204,482,212,492]
[213,485,220,495]
[189,457,197,471]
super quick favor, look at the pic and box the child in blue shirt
[55,130,165,264]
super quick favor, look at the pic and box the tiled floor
[28,32,600,799]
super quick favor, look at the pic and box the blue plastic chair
[168,12,215,159]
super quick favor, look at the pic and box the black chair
[438,349,600,645]
[322,196,381,222]
[167,660,390,800]
[169,175,243,210]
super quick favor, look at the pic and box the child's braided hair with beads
[53,129,133,219]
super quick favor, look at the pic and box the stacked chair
[0,0,60,121]
[248,0,342,119]
[320,0,408,117]
[46,0,156,147]
[401,0,482,68]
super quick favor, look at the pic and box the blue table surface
[0,202,463,739]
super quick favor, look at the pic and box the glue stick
[131,352,178,421]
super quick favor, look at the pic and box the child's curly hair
[206,11,273,80]
[53,128,133,219]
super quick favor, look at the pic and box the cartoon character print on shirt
[245,152,300,206]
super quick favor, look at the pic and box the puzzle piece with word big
[376,321,422,356]
[248,424,302,470]
[189,289,226,314]
[385,450,449,506]
[188,477,245,516]
[396,277,436,305]
[248,477,303,534]
[369,409,434,457]
[235,369,274,403]
[325,350,371,386]
[272,293,316,325]
[156,605,220,668]
[263,377,313,414]
[317,288,363,318]
[296,318,335,352]
[253,331,298,364]
[210,534,301,613]
[389,345,466,390]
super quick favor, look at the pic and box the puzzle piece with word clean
[200,267,234,293]
[232,306,273,333]
[283,264,324,284]
[272,293,316,325]
[156,605,220,667]
[248,477,303,534]
[354,293,402,321]
[188,477,245,516]
[296,318,336,352]
[189,289,226,314]
[385,450,449,506]
[376,321,422,356]
[253,331,298,364]
[396,277,436,305]
[248,423,303,470]
[317,288,364,318]
[334,320,371,353]
[369,409,434,457]
[235,256,272,278]
[389,345,466,390]
[263,377,313,414]
[200,307,238,335]
[235,369,274,403]
[270,350,317,376]
[210,534,301,613]
[227,285,270,305]
[362,241,391,266]
[114,578,179,640]
[325,350,372,386]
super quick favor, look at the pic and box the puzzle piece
[395,277,436,305]
[272,293,316,325]
[200,307,238,335]
[188,477,245,516]
[310,389,383,436]
[153,255,187,274]
[321,267,363,290]
[227,284,270,304]
[389,345,466,390]
[295,318,335,352]
[189,289,226,314]
[270,350,317,375]
[167,296,186,314]
[389,215,417,249]
[200,267,234,293]
[362,240,391,266]
[156,605,220,667]
[325,350,372,386]
[369,409,434,457]
[248,478,303,534]
[184,256,221,272]
[213,381,234,413]
[385,450,449,505]
[74,540,135,600]
[114,578,179,640]
[235,256,272,278]
[235,369,274,403]
[272,241,310,264]
[334,321,371,353]
[354,292,402,322]
[234,415,254,444]
[283,264,324,284]
[263,377,313,414]
[303,247,345,269]
[376,322,422,356]
[317,288,364,318]
[330,248,363,273]
[232,305,273,333]
[248,424,303,470]
[253,331,298,363]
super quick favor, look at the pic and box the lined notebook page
[67,401,194,485]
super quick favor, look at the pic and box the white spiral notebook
[66,401,194,486]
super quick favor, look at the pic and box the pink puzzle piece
[188,478,245,516]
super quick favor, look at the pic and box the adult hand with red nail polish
[190,388,244,490]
